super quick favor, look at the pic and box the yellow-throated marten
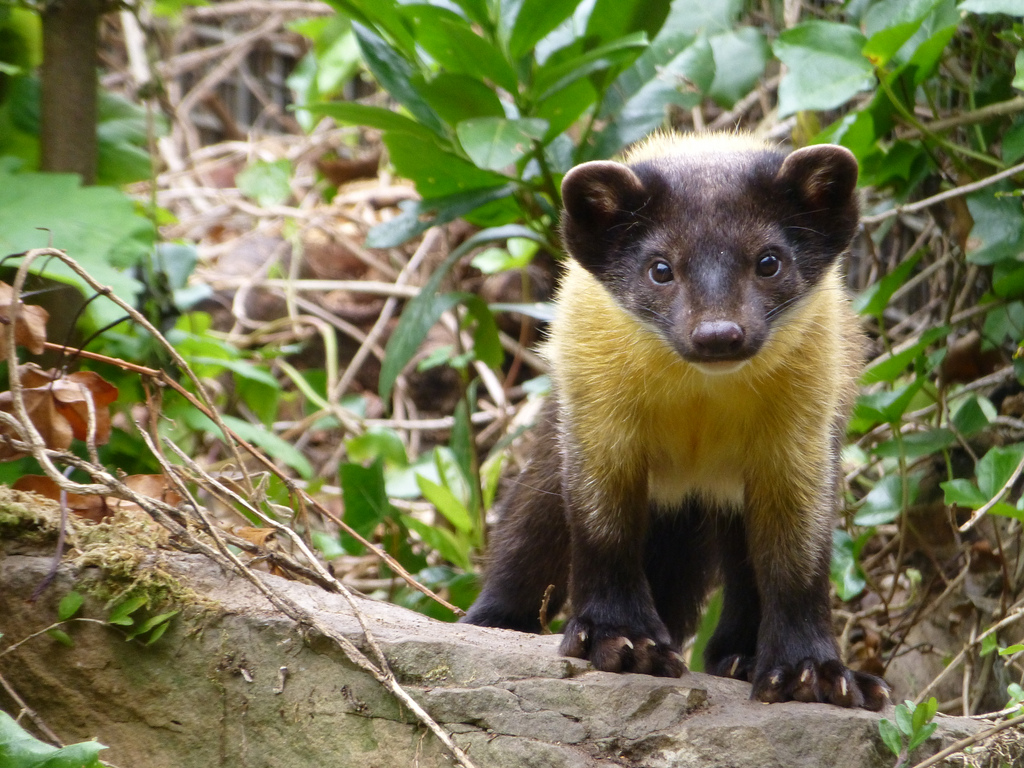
[463,132,889,710]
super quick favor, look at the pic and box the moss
[0,483,213,616]
[0,486,65,541]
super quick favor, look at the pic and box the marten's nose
[690,320,745,357]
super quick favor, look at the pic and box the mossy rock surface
[0,487,1013,768]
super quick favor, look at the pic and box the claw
[800,668,812,685]
[578,630,588,645]
[840,676,848,697]
[729,657,740,677]
[621,637,634,650]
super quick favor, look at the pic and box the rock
[0,545,1003,768]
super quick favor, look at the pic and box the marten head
[560,136,859,373]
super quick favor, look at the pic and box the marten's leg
[743,457,889,710]
[462,402,569,632]
[703,511,760,682]
[556,431,683,677]
[644,500,718,649]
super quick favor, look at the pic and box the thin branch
[908,712,1024,768]
[863,158,1024,224]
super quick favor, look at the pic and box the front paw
[752,658,890,711]
[707,653,755,682]
[559,616,685,677]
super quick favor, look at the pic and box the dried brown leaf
[108,474,184,515]
[235,526,276,547]
[0,281,49,357]
[50,371,120,444]
[0,366,120,458]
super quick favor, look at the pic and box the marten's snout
[690,320,745,358]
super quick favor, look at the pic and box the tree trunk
[40,0,103,184]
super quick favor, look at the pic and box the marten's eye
[649,260,674,284]
[756,251,781,278]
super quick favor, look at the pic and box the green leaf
[707,27,767,107]
[58,590,84,621]
[958,0,1024,13]
[108,594,147,626]
[471,238,538,274]
[941,478,988,509]
[345,427,408,467]
[907,722,937,751]
[340,458,394,538]
[965,188,1024,265]
[911,696,936,731]
[366,183,517,249]
[307,101,434,139]
[863,21,924,68]
[145,617,173,645]
[449,394,477,513]
[378,225,545,400]
[0,711,106,768]
[831,529,867,600]
[414,73,506,126]
[872,428,955,460]
[1001,645,1024,657]
[191,357,278,388]
[462,294,503,368]
[878,717,903,755]
[401,514,472,570]
[456,117,548,171]
[989,502,1024,522]
[0,171,153,331]
[862,325,948,384]
[976,443,1024,498]
[895,702,914,736]
[594,34,713,157]
[417,476,474,534]
[47,628,74,647]
[507,0,581,59]
[383,130,511,199]
[404,8,518,92]
[981,632,999,656]
[851,250,925,317]
[773,21,875,117]
[855,473,920,526]
[852,378,926,427]
[584,0,671,45]
[126,610,178,642]
[533,32,649,100]
[352,22,444,136]
[236,159,292,206]
[658,0,742,35]
[1015,50,1024,91]
[380,291,463,400]
[951,396,994,437]
[220,415,313,480]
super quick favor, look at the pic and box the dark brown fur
[463,134,888,710]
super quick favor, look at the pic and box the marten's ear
[776,144,858,211]
[775,144,860,262]
[561,161,648,274]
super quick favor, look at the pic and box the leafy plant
[307,0,767,251]
[0,712,106,768]
[878,697,939,766]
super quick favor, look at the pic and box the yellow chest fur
[544,260,858,510]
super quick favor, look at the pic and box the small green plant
[107,594,179,645]
[0,711,106,768]
[878,697,939,766]
[1004,681,1024,715]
